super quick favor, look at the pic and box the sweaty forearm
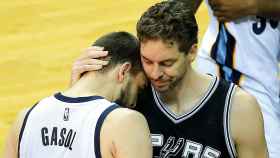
[257,0,280,19]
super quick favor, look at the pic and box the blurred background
[0,0,209,155]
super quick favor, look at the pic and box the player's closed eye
[160,61,175,67]
[142,57,153,65]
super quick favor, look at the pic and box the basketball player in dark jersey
[70,1,268,158]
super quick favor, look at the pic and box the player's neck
[63,72,118,102]
[159,68,213,115]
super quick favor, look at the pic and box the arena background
[0,0,209,155]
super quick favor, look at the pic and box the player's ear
[187,44,197,62]
[117,62,132,82]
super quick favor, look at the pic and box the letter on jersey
[202,146,221,158]
[182,140,203,158]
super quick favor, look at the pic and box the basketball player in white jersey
[186,0,280,157]
[4,31,152,158]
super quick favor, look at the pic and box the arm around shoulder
[230,87,268,158]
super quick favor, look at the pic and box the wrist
[247,0,260,15]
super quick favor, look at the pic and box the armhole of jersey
[223,83,237,158]
[94,104,119,158]
[17,102,38,158]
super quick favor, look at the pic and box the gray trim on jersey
[152,76,219,124]
[223,83,238,158]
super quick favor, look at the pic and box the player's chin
[154,85,170,93]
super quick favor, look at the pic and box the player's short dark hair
[136,1,198,54]
[92,31,142,74]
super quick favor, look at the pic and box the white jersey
[19,92,119,158]
[197,0,280,113]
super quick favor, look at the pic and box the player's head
[92,31,146,107]
[136,1,198,92]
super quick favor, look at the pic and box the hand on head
[70,46,109,86]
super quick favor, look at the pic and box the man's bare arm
[101,108,152,158]
[256,0,280,19]
[176,0,203,13]
[209,0,280,21]
[231,87,268,158]
[3,109,29,158]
